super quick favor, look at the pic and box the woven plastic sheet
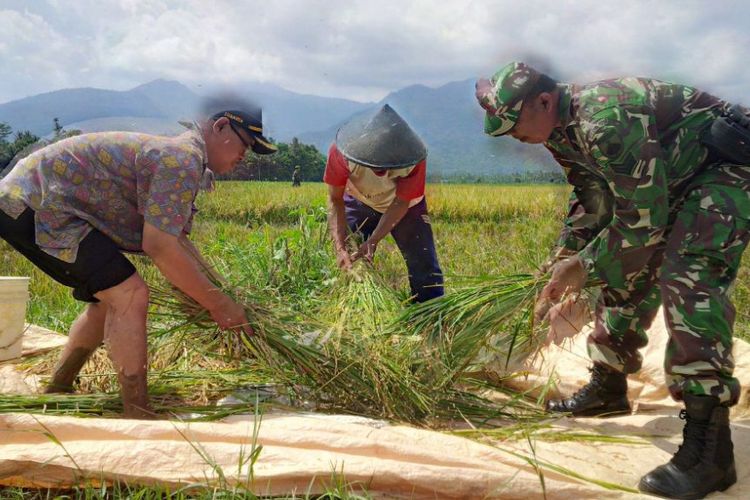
[2,316,750,498]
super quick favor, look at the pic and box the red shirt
[324,144,426,210]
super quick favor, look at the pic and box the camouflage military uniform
[544,78,749,405]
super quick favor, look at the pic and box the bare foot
[45,346,95,393]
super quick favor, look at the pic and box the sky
[1,0,749,105]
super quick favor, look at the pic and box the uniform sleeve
[556,160,614,252]
[577,107,669,289]
[139,147,202,237]
[323,143,350,187]
[395,160,426,201]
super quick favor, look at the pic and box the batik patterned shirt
[0,130,207,263]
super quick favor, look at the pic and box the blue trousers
[344,194,444,302]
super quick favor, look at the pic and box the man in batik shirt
[476,61,749,498]
[0,103,277,419]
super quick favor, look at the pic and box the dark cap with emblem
[211,108,277,155]
[335,104,427,169]
[203,95,277,155]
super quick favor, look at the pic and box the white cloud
[0,0,749,104]
[0,9,88,97]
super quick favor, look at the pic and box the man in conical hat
[324,104,443,302]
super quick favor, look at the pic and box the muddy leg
[45,302,108,393]
[96,274,154,419]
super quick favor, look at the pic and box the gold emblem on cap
[225,112,244,124]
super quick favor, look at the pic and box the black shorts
[0,207,136,302]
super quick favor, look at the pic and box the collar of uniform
[545,83,580,148]
[556,83,575,129]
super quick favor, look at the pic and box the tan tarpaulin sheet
[1,313,750,498]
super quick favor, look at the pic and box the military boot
[545,362,630,416]
[638,394,736,499]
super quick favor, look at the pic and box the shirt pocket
[680,185,750,270]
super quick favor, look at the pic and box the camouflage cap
[475,62,541,136]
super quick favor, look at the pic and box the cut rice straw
[391,274,547,382]
[322,262,403,335]
[149,276,433,422]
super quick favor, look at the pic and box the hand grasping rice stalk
[149,271,433,422]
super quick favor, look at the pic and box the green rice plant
[309,463,372,500]
[320,263,403,336]
[0,393,124,417]
[147,258,549,424]
[392,274,546,383]
[0,392,263,421]
[169,397,263,495]
[143,229,562,424]
[148,276,433,422]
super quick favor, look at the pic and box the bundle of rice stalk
[0,393,124,417]
[149,280,433,422]
[0,393,260,421]
[391,274,546,382]
[321,262,403,336]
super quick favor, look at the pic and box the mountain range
[0,79,559,175]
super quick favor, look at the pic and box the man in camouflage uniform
[476,61,749,498]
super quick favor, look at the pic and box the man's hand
[336,247,353,271]
[535,256,587,322]
[544,295,592,346]
[536,247,578,277]
[534,296,555,324]
[351,239,378,263]
[209,296,254,336]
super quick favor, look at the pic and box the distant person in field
[476,61,750,499]
[292,165,302,187]
[324,104,444,303]
[0,100,277,419]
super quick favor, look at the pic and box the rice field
[3,181,748,338]
[2,180,749,496]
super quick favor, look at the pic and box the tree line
[428,170,566,184]
[0,123,40,172]
[217,137,326,182]
[1,118,83,176]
